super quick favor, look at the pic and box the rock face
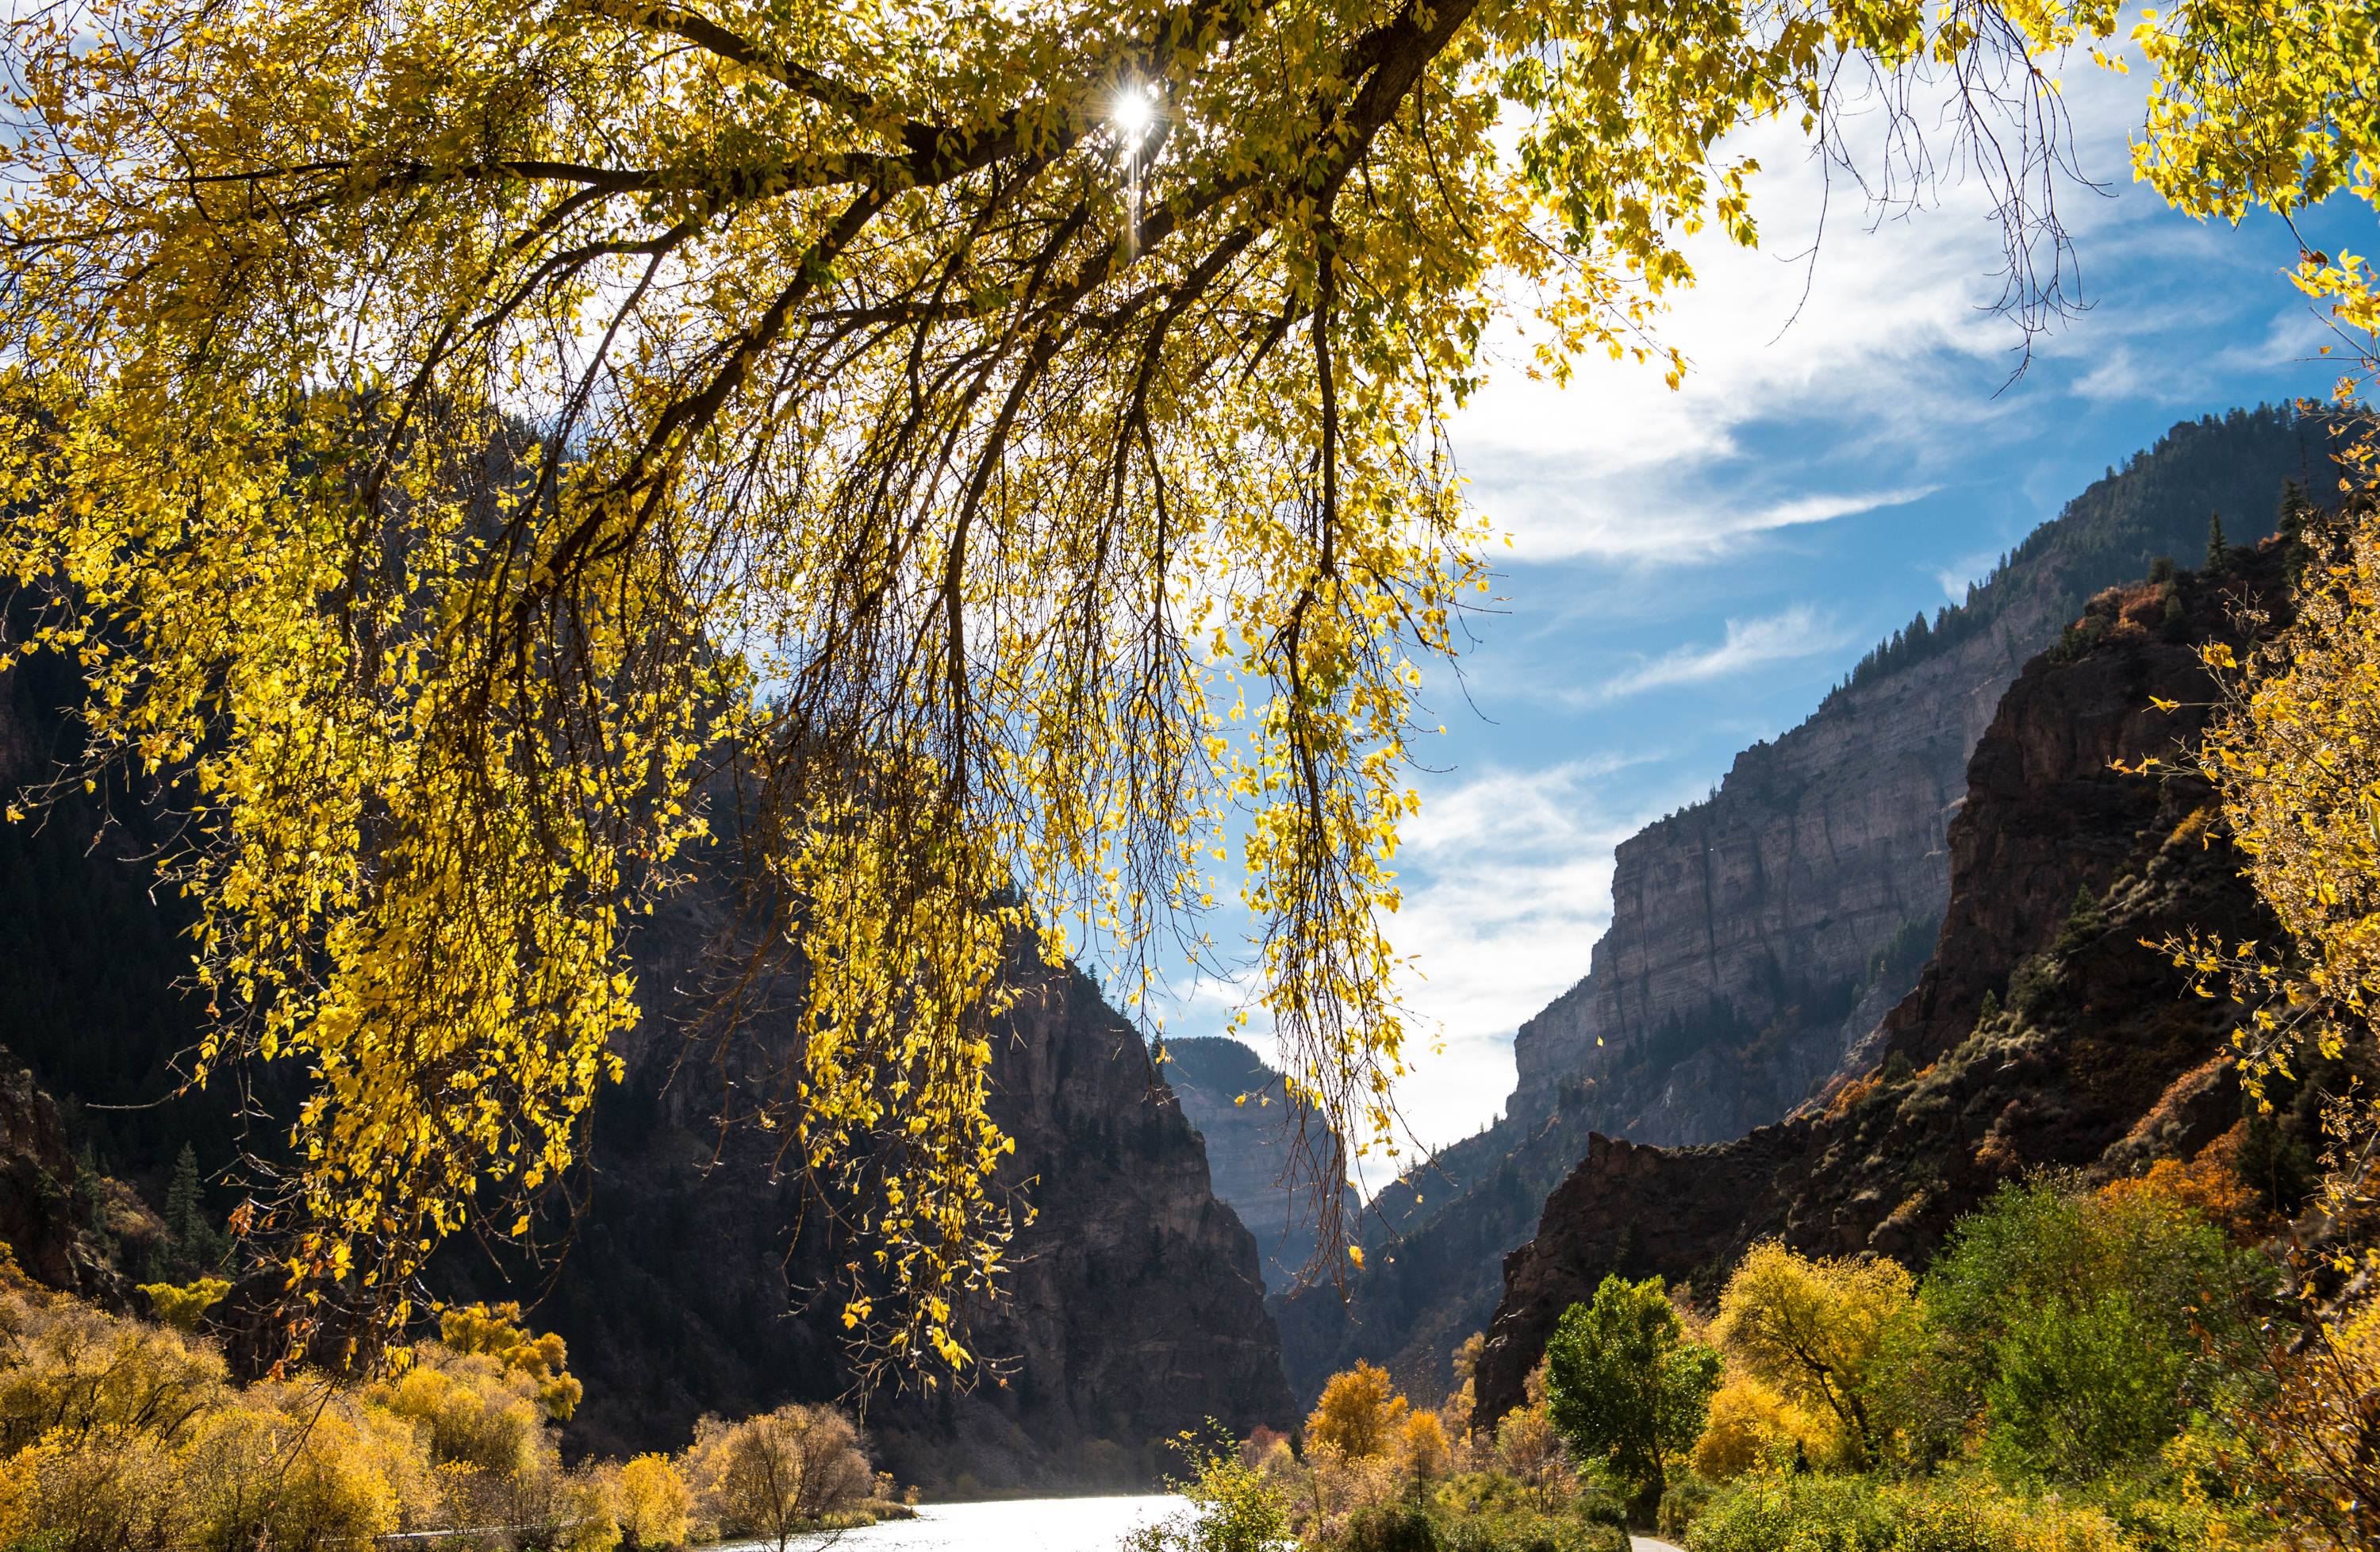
[1255,407,2341,1413]
[1506,402,2336,1141]
[1471,545,2293,1431]
[520,939,1297,1485]
[1,604,1297,1489]
[1161,1037,1359,1293]
[0,1046,130,1307]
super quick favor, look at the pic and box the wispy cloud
[1589,606,1846,702]
[1484,482,1940,564]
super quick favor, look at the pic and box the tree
[163,1144,203,1250]
[1542,1273,1722,1511]
[0,0,2329,1373]
[689,1404,873,1551]
[611,1454,694,1550]
[1397,1409,1449,1482]
[2206,510,2231,572]
[1710,1243,1911,1467]
[1307,1361,1407,1459]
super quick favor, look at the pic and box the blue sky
[1148,48,2372,1181]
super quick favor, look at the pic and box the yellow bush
[136,1277,231,1335]
[613,1452,694,1547]
[0,1288,228,1453]
[6,1425,186,1552]
[688,1402,873,1538]
[1712,1242,1914,1466]
[373,1349,544,1473]
[1307,1361,1408,1458]
[441,1301,584,1420]
[184,1395,404,1551]
[1878,1477,2129,1551]
[1691,1373,1840,1480]
[1492,1404,1566,1490]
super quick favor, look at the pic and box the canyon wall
[1472,543,2299,1429]
[1511,404,2338,1142]
[1161,1036,1359,1294]
[0,609,1296,1491]
[1266,402,2338,1410]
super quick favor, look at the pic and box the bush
[611,1453,694,1548]
[1346,1504,1438,1552]
[1123,1440,1293,1552]
[1656,1474,1712,1537]
[686,1402,873,1545]
[1686,1475,2135,1552]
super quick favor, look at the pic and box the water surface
[741,1495,1192,1551]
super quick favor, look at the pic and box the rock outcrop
[0,1046,132,1307]
[1472,544,2294,1431]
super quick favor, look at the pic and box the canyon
[1263,402,2341,1409]
[0,619,1296,1491]
[1473,537,2308,1427]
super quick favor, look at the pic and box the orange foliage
[1307,1362,1410,1459]
[2097,1124,2264,1240]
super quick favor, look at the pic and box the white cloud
[1588,606,1848,702]
[1442,44,2312,570]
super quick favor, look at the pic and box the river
[724,1495,1192,1551]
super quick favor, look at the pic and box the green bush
[1346,1506,1438,1552]
[1571,1490,1626,1528]
[1430,1513,1622,1552]
[1686,1475,1891,1552]
[1656,1474,1714,1536]
[1911,1177,2269,1482]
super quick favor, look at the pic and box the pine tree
[164,1142,202,1246]
[2279,477,2313,582]
[2207,511,2231,573]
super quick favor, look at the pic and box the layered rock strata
[1472,546,2294,1431]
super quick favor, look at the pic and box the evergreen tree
[2279,477,2313,582]
[2207,511,2231,572]
[164,1142,202,1246]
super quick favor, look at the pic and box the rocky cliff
[1472,541,2298,1430]
[1264,404,2337,1413]
[1161,1037,1358,1293]
[0,603,1297,1489]
[512,933,1298,1486]
[1510,403,2340,1142]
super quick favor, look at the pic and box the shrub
[1656,1474,1712,1537]
[0,1288,228,1453]
[2,1425,187,1552]
[686,1401,873,1548]
[184,1400,404,1552]
[612,1452,694,1548]
[1687,1475,2139,1552]
[1346,1504,1438,1552]
[1692,1371,1841,1481]
[1914,1177,2268,1482]
[1124,1439,1294,1552]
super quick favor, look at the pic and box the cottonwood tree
[1543,1273,1721,1511]
[0,0,2243,1380]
